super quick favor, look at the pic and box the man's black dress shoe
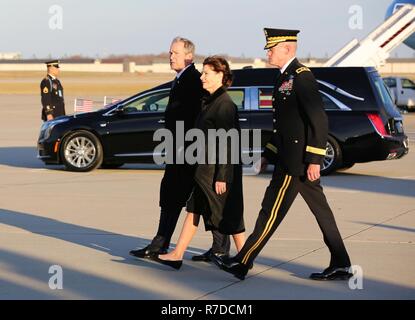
[191,249,213,262]
[129,245,168,259]
[309,267,352,281]
[211,254,253,271]
[192,249,229,263]
[213,256,249,280]
[152,255,182,270]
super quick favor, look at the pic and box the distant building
[0,55,414,74]
[0,52,21,60]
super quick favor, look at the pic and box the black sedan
[37,67,409,175]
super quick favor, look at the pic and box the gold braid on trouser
[241,175,292,265]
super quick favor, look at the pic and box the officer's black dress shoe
[152,255,182,270]
[129,246,168,259]
[213,256,249,280]
[309,267,352,281]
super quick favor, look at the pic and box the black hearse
[37,67,409,174]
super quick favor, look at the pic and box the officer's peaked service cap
[263,28,300,50]
[45,60,60,68]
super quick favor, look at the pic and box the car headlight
[41,118,69,140]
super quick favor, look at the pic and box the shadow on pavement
[1,208,414,299]
[0,147,58,169]
[251,171,415,198]
[323,172,415,198]
[0,248,171,300]
[0,208,151,260]
[0,146,163,171]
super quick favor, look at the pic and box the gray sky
[0,0,413,59]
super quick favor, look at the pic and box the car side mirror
[114,108,125,115]
[115,107,136,115]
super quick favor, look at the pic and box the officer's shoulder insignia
[43,87,49,94]
[296,67,310,74]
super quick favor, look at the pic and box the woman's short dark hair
[203,56,233,88]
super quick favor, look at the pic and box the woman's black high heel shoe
[153,255,183,270]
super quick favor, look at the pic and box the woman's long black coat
[189,86,244,234]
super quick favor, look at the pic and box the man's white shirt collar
[280,57,296,75]
[176,63,192,79]
[48,74,56,80]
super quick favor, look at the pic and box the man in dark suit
[40,60,65,121]
[216,28,352,281]
[130,37,230,261]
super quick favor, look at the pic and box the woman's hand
[215,181,227,195]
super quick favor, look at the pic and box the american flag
[74,99,94,113]
[259,92,273,108]
[104,96,122,106]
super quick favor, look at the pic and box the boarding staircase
[324,4,415,67]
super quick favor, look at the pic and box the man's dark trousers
[234,167,351,268]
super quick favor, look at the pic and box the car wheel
[100,162,124,169]
[321,136,342,176]
[61,130,103,172]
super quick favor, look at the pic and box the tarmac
[0,94,414,300]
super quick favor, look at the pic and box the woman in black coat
[154,56,245,269]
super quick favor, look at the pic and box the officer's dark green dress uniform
[40,60,65,121]
[224,28,351,280]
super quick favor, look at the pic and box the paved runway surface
[0,95,414,299]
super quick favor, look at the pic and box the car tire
[337,162,355,171]
[321,136,343,176]
[100,162,124,169]
[61,130,103,172]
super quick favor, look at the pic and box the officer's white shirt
[47,74,57,80]
[280,57,296,74]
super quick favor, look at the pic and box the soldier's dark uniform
[40,60,65,121]
[220,28,351,280]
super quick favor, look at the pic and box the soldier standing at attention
[40,60,65,121]
[216,28,352,281]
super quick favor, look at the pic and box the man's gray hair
[172,37,195,55]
